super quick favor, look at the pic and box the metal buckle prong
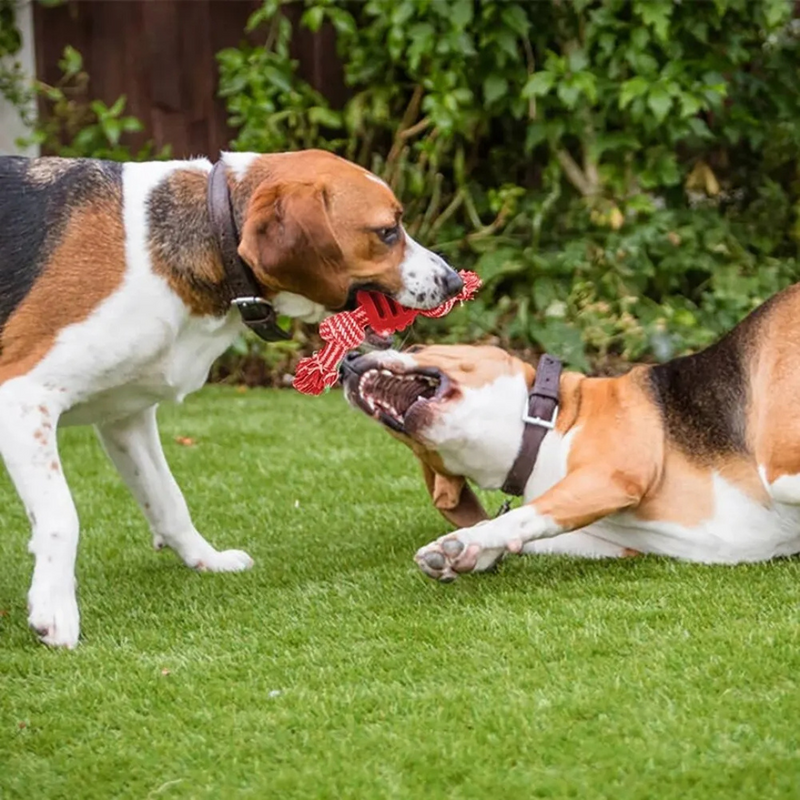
[231,296,269,307]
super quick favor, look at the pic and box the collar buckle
[501,353,563,497]
[522,404,559,430]
[208,161,290,343]
[230,296,291,342]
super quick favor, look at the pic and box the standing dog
[341,284,800,580]
[0,150,462,646]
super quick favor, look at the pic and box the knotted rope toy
[292,270,481,395]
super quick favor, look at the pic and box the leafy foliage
[20,46,169,161]
[219,0,800,368]
[0,0,35,126]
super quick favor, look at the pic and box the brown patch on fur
[148,168,226,317]
[718,456,770,504]
[748,286,800,483]
[236,151,407,310]
[49,461,59,473]
[532,371,661,530]
[148,152,412,316]
[388,430,489,528]
[635,447,714,526]
[411,344,526,392]
[0,194,125,384]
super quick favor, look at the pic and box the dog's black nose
[442,268,464,298]
[338,351,361,381]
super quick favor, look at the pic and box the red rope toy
[293,270,481,395]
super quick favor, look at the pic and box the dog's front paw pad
[415,536,477,582]
[195,549,254,573]
[421,551,446,571]
[416,533,507,582]
[441,539,465,558]
[27,587,80,648]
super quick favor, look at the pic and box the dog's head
[341,344,536,526]
[234,150,463,314]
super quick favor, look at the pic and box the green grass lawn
[2,387,800,799]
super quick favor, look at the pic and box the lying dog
[341,285,800,580]
[0,150,463,646]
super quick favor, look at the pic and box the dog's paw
[27,583,80,648]
[193,548,254,573]
[414,532,505,582]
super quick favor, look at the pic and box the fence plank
[32,0,326,159]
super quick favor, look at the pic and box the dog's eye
[376,225,400,245]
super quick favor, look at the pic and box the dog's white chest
[60,312,241,427]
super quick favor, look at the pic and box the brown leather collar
[206,161,290,342]
[501,354,562,496]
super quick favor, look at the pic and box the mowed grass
[1,387,800,799]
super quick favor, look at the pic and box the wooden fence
[32,0,345,158]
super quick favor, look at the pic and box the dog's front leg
[415,468,642,581]
[96,406,253,572]
[0,391,80,647]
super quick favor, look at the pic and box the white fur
[364,171,390,190]
[1,159,268,646]
[428,373,529,489]
[1,152,461,645]
[416,504,563,577]
[759,465,800,505]
[414,369,800,575]
[96,406,253,570]
[581,473,800,563]
[221,151,260,180]
[521,532,632,558]
[394,230,459,310]
[272,292,327,324]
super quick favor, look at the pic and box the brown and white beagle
[0,150,463,646]
[341,284,800,580]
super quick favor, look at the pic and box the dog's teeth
[381,369,392,377]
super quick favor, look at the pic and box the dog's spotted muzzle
[339,353,451,434]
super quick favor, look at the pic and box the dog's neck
[514,370,584,497]
[147,159,266,318]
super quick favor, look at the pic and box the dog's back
[0,156,123,339]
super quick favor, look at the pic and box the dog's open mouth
[352,366,449,432]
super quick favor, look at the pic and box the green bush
[218,0,800,367]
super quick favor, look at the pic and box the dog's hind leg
[0,381,80,647]
[521,531,638,558]
[96,405,254,572]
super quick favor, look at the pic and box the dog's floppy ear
[238,181,347,307]
[418,458,489,529]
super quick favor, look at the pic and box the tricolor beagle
[0,150,462,646]
[341,284,800,580]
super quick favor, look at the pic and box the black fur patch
[0,156,123,342]
[647,298,774,462]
